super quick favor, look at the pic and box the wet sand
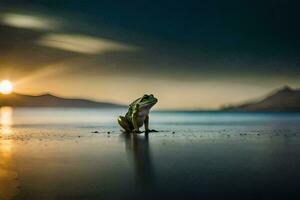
[0,129,299,200]
[0,108,300,200]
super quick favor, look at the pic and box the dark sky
[0,0,299,109]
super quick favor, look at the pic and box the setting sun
[0,80,14,94]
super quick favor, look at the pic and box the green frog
[118,94,158,133]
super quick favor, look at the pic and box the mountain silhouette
[0,93,125,108]
[223,86,300,111]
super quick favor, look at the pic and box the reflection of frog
[118,94,158,133]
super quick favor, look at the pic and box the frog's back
[125,97,141,121]
[125,107,133,121]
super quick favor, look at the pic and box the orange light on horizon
[0,80,14,95]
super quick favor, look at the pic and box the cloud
[37,33,139,54]
[0,13,59,30]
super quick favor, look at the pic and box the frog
[118,94,158,133]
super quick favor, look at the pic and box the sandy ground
[0,125,299,200]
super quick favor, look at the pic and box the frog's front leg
[144,115,158,133]
[144,115,150,132]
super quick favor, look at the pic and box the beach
[1,108,300,200]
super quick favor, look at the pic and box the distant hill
[0,93,125,108]
[222,86,300,112]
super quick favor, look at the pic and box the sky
[0,0,299,109]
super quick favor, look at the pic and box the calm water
[0,107,300,200]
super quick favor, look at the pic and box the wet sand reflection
[123,133,155,191]
[0,107,19,200]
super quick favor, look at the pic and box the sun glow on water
[0,80,13,95]
[0,107,13,136]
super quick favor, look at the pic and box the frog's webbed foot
[118,116,131,133]
[145,129,158,134]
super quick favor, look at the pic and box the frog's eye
[142,95,149,100]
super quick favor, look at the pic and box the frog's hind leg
[118,116,131,133]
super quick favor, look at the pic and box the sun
[0,80,14,95]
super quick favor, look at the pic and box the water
[1,107,300,200]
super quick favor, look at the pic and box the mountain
[222,86,300,112]
[0,93,125,108]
